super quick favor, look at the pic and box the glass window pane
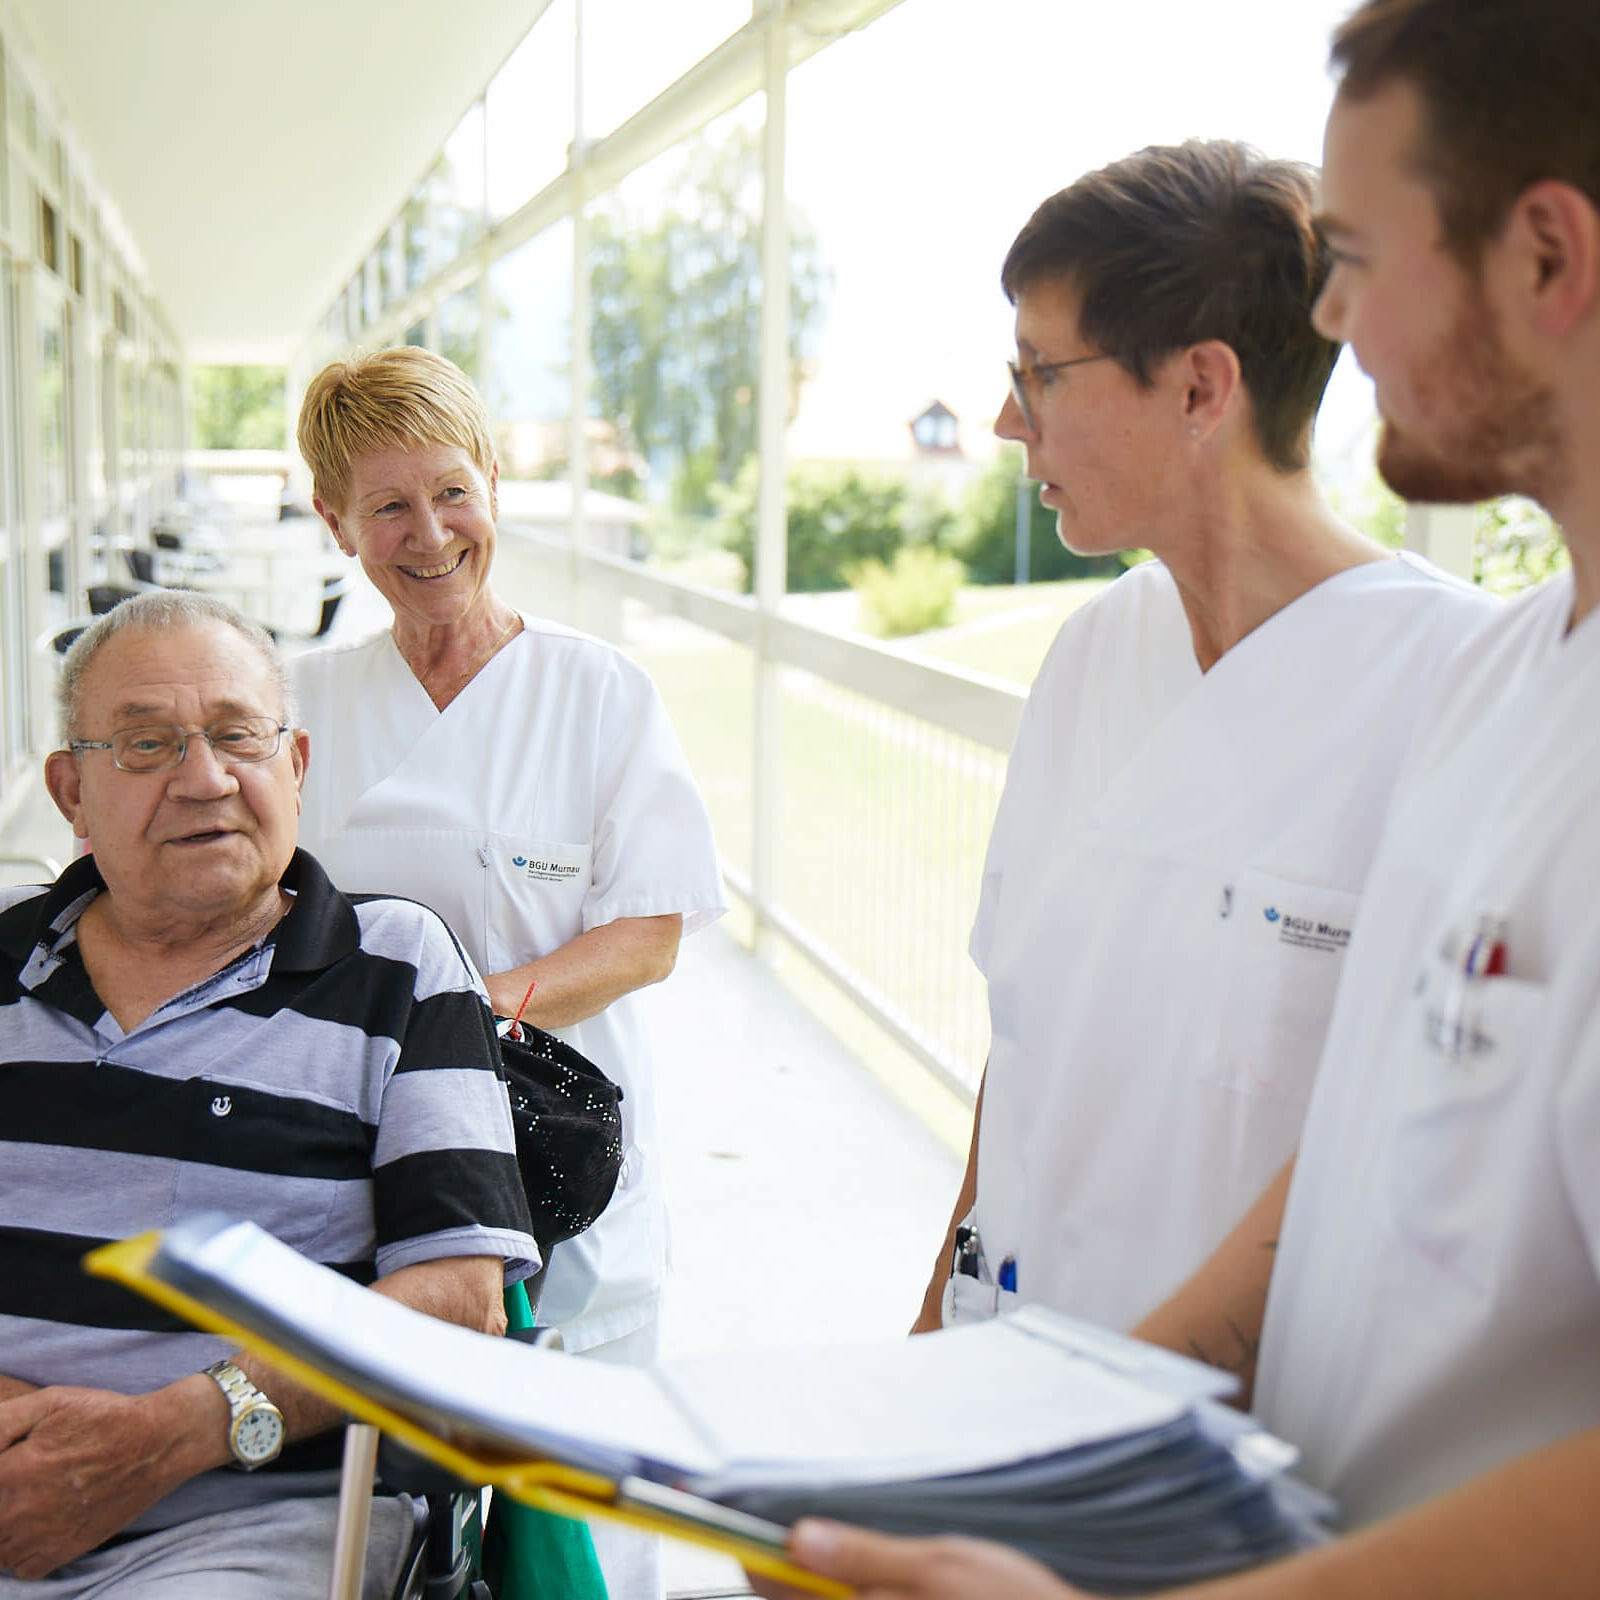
[486,0,575,222]
[580,0,750,142]
[438,284,481,382]
[434,101,486,265]
[587,95,765,556]
[485,220,573,466]
[37,304,68,519]
[403,185,429,291]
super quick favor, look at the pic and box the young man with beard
[752,1,1600,1594]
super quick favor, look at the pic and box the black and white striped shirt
[0,848,537,1527]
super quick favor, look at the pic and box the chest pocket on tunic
[482,837,592,975]
[1387,948,1545,1295]
[1205,869,1360,1104]
[171,1076,351,1255]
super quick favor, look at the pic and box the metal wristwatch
[203,1359,286,1469]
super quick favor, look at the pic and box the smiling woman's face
[319,442,500,640]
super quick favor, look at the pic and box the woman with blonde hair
[291,344,725,1600]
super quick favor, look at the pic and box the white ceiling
[10,0,553,363]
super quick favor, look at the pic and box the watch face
[234,1405,285,1463]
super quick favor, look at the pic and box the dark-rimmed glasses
[68,718,292,774]
[1006,353,1119,434]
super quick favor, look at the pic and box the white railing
[495,526,1024,1099]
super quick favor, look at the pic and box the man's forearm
[0,1254,511,1578]
[912,1074,985,1334]
[1182,1425,1600,1600]
[485,913,682,1027]
[0,1375,39,1403]
[1131,1159,1293,1409]
[236,1253,508,1442]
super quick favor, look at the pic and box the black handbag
[495,1016,625,1254]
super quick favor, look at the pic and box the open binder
[88,1215,1333,1596]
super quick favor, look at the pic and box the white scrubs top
[291,617,726,1350]
[1256,569,1600,1527]
[968,555,1497,1331]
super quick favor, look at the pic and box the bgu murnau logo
[512,855,528,867]
[1264,907,1281,924]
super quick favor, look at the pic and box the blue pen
[998,1256,1017,1294]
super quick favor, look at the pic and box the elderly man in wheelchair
[0,592,540,1598]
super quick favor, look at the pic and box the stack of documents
[717,1383,1331,1593]
[91,1216,1332,1595]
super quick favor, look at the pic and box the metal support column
[751,0,790,958]
[1403,502,1477,581]
[568,0,594,634]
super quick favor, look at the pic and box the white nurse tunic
[1256,570,1600,1527]
[967,554,1497,1332]
[290,617,726,1350]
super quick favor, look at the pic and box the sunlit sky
[782,0,1373,473]
[483,0,1378,489]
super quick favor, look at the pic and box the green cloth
[482,1281,610,1600]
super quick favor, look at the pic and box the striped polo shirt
[0,848,538,1529]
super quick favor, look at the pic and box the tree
[954,448,1124,584]
[718,458,953,593]
[589,124,830,511]
[190,366,286,450]
[1477,496,1568,597]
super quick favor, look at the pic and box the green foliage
[190,365,286,450]
[1321,459,1408,551]
[953,447,1124,584]
[1477,496,1569,597]
[590,124,830,512]
[848,545,966,638]
[718,459,955,594]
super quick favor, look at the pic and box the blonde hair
[296,346,495,513]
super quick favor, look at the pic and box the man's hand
[0,1379,223,1579]
[748,1519,1083,1600]
[0,1256,508,1579]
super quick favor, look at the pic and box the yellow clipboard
[86,1233,849,1597]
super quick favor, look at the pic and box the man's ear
[314,497,354,557]
[1505,179,1600,337]
[44,750,90,839]
[289,729,310,801]
[1178,340,1244,442]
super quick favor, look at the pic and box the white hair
[57,591,296,740]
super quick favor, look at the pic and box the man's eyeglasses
[1006,353,1119,434]
[69,718,292,774]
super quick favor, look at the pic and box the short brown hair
[1331,0,1600,264]
[296,346,495,513]
[1001,141,1337,473]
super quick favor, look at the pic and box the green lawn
[623,578,1116,1083]
[781,577,1111,688]
[628,613,1014,1085]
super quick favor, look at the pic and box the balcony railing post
[568,1,594,633]
[1403,503,1477,580]
[751,0,790,959]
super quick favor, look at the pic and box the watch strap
[203,1358,284,1468]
